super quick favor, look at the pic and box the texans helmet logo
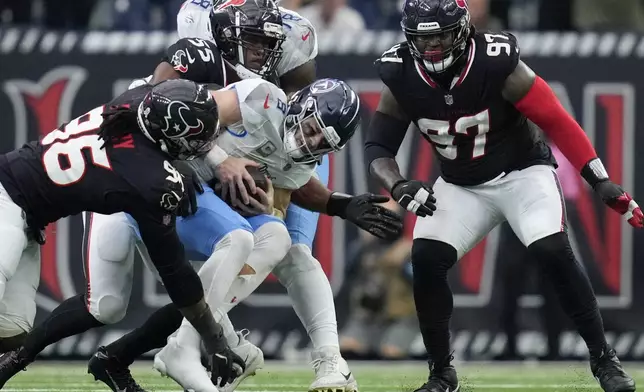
[216,0,246,10]
[455,0,468,9]
[162,101,205,139]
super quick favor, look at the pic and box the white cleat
[154,336,219,392]
[308,347,359,392]
[219,330,264,392]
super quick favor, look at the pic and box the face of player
[412,30,456,63]
[240,33,278,72]
[283,112,334,164]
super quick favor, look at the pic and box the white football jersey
[192,79,315,190]
[176,1,318,77]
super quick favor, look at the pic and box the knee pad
[0,225,27,281]
[213,229,255,269]
[528,232,576,269]
[247,222,291,274]
[411,239,457,278]
[273,244,322,286]
[94,218,135,263]
[90,294,128,325]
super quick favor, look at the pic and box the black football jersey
[0,86,187,267]
[375,31,554,186]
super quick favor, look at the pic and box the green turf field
[2,360,641,391]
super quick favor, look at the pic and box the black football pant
[411,231,607,367]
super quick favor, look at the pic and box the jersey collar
[414,38,476,90]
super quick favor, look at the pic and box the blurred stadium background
[1,0,644,389]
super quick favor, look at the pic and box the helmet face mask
[283,98,340,164]
[211,0,285,80]
[402,0,471,74]
[283,79,361,164]
[137,81,219,161]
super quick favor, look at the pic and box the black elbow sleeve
[364,111,410,169]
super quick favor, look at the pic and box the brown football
[213,165,269,205]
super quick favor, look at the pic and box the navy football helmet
[210,0,285,80]
[283,79,361,164]
[137,79,219,160]
[401,0,471,73]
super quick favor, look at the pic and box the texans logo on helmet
[310,79,339,95]
[455,0,468,9]
[216,0,246,10]
[162,101,205,139]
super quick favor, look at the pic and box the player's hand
[209,345,246,388]
[594,180,644,228]
[173,161,204,217]
[214,157,259,205]
[391,180,436,217]
[235,178,274,217]
[347,194,404,240]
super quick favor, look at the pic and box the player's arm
[291,176,403,240]
[364,85,436,217]
[279,59,316,95]
[151,38,223,85]
[503,61,643,227]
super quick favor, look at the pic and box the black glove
[391,180,436,217]
[173,161,204,218]
[207,337,247,387]
[327,193,403,240]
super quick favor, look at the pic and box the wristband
[580,157,609,188]
[205,145,229,168]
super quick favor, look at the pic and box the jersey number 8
[418,109,490,160]
[41,106,111,186]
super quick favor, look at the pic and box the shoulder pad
[475,31,520,80]
[164,38,224,84]
[234,79,288,131]
[375,43,407,87]
[377,43,406,64]
[276,7,318,76]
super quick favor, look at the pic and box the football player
[0,79,246,387]
[142,77,377,392]
[364,1,641,392]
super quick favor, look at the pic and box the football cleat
[308,347,358,392]
[219,330,264,392]
[414,354,460,392]
[88,347,146,392]
[0,349,28,388]
[154,335,218,392]
[591,347,636,392]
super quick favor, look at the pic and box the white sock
[176,229,253,351]
[214,309,239,347]
[273,244,339,349]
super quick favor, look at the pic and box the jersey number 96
[41,106,111,186]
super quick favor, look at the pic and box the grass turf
[2,360,642,391]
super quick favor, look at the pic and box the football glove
[326,193,403,241]
[173,161,204,218]
[594,180,643,228]
[582,158,643,228]
[391,180,436,217]
[208,343,246,387]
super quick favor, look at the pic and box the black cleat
[590,347,636,392]
[88,346,147,392]
[0,349,29,388]
[415,355,460,392]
